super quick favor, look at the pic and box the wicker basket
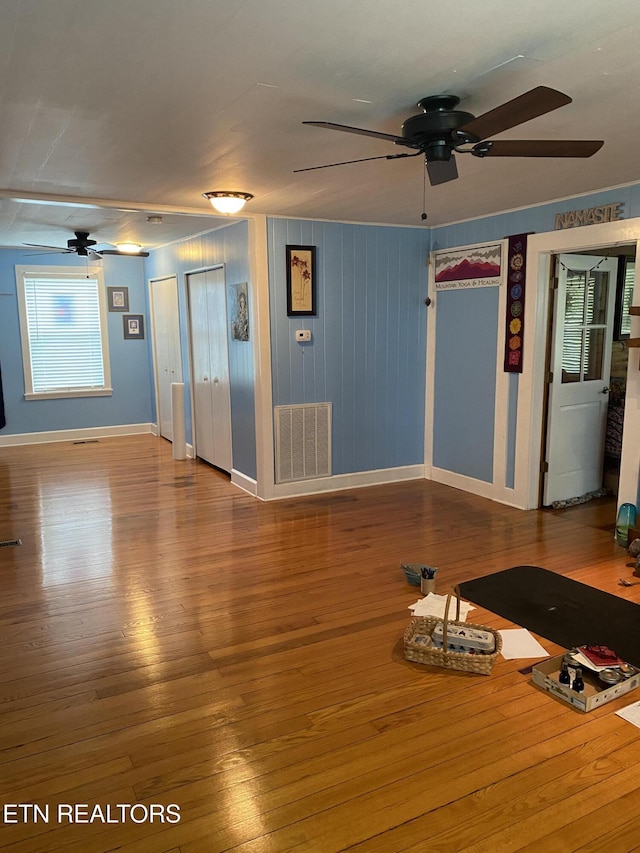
[404,586,502,676]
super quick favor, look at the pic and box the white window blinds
[16,267,112,399]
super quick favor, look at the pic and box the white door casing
[543,254,618,505]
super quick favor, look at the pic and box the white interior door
[543,254,618,505]
[188,268,232,473]
[150,276,182,441]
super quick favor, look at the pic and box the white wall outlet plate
[295,329,312,342]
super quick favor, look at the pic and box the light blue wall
[431,184,640,251]
[0,250,152,435]
[433,287,498,482]
[144,220,256,480]
[267,218,430,475]
[430,182,640,486]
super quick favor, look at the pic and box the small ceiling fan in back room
[296,86,604,200]
[24,231,149,258]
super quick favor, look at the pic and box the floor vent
[73,439,99,445]
[275,403,332,484]
[0,539,22,547]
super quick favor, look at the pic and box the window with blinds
[560,266,609,383]
[16,266,112,399]
[618,259,635,338]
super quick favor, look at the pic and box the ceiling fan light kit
[298,86,604,186]
[203,191,253,215]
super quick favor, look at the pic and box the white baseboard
[430,466,521,508]
[0,423,155,447]
[267,464,425,500]
[232,469,258,496]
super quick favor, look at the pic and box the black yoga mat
[459,565,640,667]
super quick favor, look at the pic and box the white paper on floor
[498,628,549,659]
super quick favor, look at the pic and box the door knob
[203,376,209,382]
[213,377,219,384]
[600,387,610,394]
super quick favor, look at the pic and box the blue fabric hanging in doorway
[0,363,5,429]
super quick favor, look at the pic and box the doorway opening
[541,245,635,513]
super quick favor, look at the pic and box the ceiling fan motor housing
[401,95,479,160]
[67,231,96,256]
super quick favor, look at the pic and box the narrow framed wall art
[286,245,316,316]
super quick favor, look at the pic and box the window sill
[24,388,114,401]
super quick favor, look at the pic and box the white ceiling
[2,0,640,252]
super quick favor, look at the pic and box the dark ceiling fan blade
[427,156,459,185]
[99,249,150,257]
[472,139,604,158]
[294,151,422,173]
[458,86,572,142]
[303,121,416,147]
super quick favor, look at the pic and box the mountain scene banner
[434,243,502,290]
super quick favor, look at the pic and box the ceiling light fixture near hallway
[203,191,253,215]
[116,242,143,254]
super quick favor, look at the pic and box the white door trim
[247,215,276,500]
[518,219,640,509]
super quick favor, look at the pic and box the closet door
[150,276,182,441]
[188,268,232,473]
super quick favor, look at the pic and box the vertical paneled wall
[144,220,256,480]
[0,250,151,436]
[267,218,430,475]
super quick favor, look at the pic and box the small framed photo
[286,245,316,316]
[107,286,129,312]
[230,281,250,341]
[123,314,144,339]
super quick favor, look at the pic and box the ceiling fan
[296,86,604,186]
[24,231,149,257]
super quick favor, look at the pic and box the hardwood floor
[0,435,639,852]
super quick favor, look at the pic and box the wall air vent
[0,539,22,547]
[275,403,332,484]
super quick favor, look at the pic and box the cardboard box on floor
[532,655,640,712]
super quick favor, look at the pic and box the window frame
[15,264,113,400]
[613,255,636,341]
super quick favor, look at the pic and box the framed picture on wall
[230,281,250,341]
[286,245,316,316]
[123,314,144,339]
[107,286,129,311]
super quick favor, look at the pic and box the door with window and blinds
[543,253,618,505]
